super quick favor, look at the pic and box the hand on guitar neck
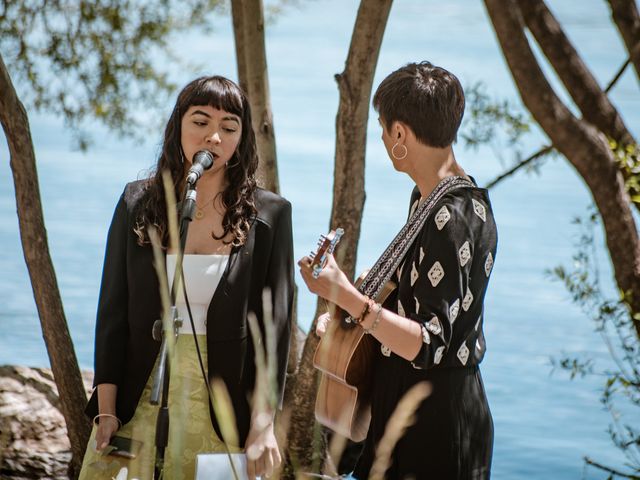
[298,228,395,441]
[299,245,368,321]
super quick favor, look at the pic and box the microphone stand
[150,182,199,479]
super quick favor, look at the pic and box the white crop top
[166,254,229,335]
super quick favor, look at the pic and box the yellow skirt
[79,335,234,480]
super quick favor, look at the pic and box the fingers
[248,447,279,479]
[256,456,266,478]
[315,311,331,337]
[263,448,275,478]
[95,428,111,451]
[94,418,119,451]
[272,445,282,472]
[246,458,256,480]
[297,256,312,269]
[247,457,263,480]
[324,253,336,266]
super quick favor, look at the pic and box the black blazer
[85,180,294,446]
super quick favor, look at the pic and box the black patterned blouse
[353,182,498,480]
[397,184,497,370]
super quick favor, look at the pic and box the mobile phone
[108,435,143,459]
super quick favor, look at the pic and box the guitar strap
[353,175,475,307]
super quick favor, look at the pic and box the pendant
[195,209,204,220]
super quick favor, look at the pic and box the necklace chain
[195,195,216,220]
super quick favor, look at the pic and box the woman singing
[80,75,293,480]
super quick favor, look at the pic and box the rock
[0,366,93,480]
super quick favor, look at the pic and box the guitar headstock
[309,228,344,279]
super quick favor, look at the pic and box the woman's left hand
[245,420,281,479]
[297,253,353,307]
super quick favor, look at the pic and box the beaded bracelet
[93,413,122,429]
[364,303,383,334]
[353,295,373,324]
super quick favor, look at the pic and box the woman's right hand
[315,311,331,337]
[95,416,119,451]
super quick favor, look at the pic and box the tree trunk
[282,1,393,477]
[230,0,303,426]
[0,53,90,478]
[518,0,635,146]
[607,0,640,83]
[230,0,249,95]
[484,0,640,338]
[230,0,280,194]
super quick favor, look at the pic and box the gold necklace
[195,196,215,220]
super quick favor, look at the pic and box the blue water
[1,1,638,478]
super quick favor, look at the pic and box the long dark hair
[134,76,258,247]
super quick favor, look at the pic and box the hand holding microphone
[185,150,215,186]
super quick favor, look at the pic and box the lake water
[1,1,638,478]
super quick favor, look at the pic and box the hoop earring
[391,143,408,160]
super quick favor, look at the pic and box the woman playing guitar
[298,61,497,480]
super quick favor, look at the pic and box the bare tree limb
[585,456,640,479]
[486,56,631,190]
[485,145,553,189]
[518,0,635,146]
[607,0,640,83]
[0,51,90,478]
[606,58,631,93]
[484,0,640,338]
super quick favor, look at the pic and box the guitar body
[313,276,396,441]
[315,374,371,443]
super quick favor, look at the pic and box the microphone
[185,150,214,186]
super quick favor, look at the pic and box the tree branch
[485,56,630,190]
[607,0,640,84]
[484,0,640,338]
[0,51,90,478]
[283,0,394,476]
[584,456,640,479]
[231,0,280,194]
[485,145,553,189]
[518,0,635,146]
[606,58,631,93]
[230,0,249,94]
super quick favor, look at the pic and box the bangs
[182,76,244,117]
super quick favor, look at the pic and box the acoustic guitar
[310,230,396,442]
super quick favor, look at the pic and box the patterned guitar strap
[350,175,476,316]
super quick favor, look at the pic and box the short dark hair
[373,61,465,148]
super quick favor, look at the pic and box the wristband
[364,303,383,334]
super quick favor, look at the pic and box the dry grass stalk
[326,428,348,477]
[209,377,240,449]
[161,170,179,253]
[369,381,432,480]
[148,226,176,357]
